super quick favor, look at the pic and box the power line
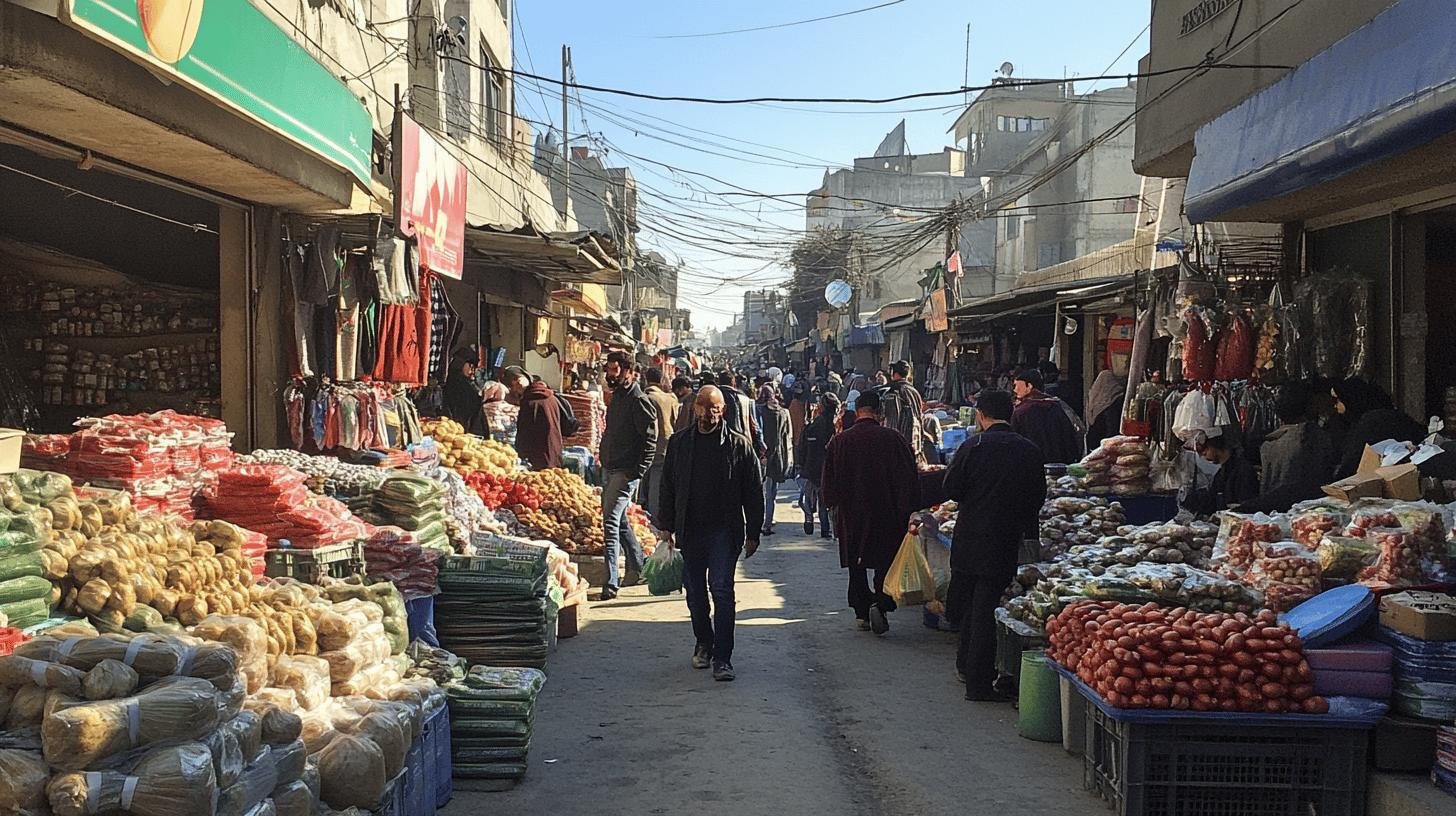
[0,162,218,235]
[649,0,906,39]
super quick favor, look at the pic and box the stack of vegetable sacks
[242,448,390,517]
[206,464,369,549]
[365,473,449,550]
[445,665,544,783]
[1,631,319,816]
[1071,435,1151,497]
[0,472,66,628]
[436,545,551,669]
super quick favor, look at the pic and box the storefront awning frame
[464,223,622,286]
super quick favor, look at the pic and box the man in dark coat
[794,392,839,538]
[821,388,919,635]
[756,385,794,536]
[882,359,928,464]
[505,367,563,472]
[1011,369,1083,465]
[942,389,1046,701]
[1248,381,1337,510]
[658,386,765,682]
[1183,434,1260,516]
[599,351,658,599]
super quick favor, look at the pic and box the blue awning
[846,322,886,347]
[1186,0,1456,223]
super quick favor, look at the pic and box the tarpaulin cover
[1186,0,1456,223]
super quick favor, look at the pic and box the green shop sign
[62,0,373,185]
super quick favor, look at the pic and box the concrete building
[742,290,786,346]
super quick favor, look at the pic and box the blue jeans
[641,461,666,522]
[601,469,645,590]
[762,478,779,531]
[799,479,832,535]
[683,530,739,664]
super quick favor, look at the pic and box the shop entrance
[1424,210,1456,423]
[0,140,231,433]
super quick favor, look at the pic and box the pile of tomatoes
[464,470,543,513]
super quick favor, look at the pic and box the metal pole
[561,45,571,217]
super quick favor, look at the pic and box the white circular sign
[824,279,852,309]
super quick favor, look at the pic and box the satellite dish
[999,61,1015,78]
[824,279,852,309]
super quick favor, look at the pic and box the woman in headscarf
[1331,377,1424,478]
[1083,369,1129,450]
[443,345,484,434]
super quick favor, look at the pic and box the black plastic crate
[1083,702,1369,816]
[264,541,364,583]
[995,612,1048,680]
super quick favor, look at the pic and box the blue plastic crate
[428,705,453,808]
[406,738,430,815]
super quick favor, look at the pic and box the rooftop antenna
[963,24,972,104]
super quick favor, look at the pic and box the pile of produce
[1004,559,1259,631]
[1214,513,1286,574]
[1038,497,1126,559]
[363,473,450,554]
[436,546,552,669]
[1071,435,1151,497]
[627,503,660,557]
[363,526,443,600]
[512,469,605,554]
[465,470,543,512]
[1046,475,1086,499]
[206,464,369,549]
[1290,502,1348,550]
[1247,542,1321,612]
[241,448,390,507]
[1047,600,1328,713]
[1098,520,1217,567]
[423,418,518,474]
[429,465,505,542]
[445,665,544,783]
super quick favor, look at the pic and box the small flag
[946,250,963,278]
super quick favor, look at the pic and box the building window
[478,44,505,146]
[996,115,1007,131]
[1005,214,1020,240]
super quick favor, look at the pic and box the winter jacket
[601,381,658,478]
[942,423,1046,577]
[1259,421,1337,499]
[882,379,927,461]
[795,413,835,485]
[1011,391,1083,465]
[643,385,680,466]
[822,417,919,572]
[757,402,794,482]
[515,382,563,471]
[657,424,764,553]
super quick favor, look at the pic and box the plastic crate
[1082,698,1370,816]
[995,615,1048,680]
[264,541,364,582]
[429,705,453,808]
[406,737,430,815]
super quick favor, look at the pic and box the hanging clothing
[426,272,460,382]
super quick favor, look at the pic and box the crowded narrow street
[447,488,1088,816]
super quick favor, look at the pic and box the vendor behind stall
[1182,433,1259,515]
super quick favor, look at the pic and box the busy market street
[450,489,1092,816]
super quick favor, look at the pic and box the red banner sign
[395,114,467,279]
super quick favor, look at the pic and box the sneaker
[803,520,814,535]
[622,571,642,588]
[965,686,1013,703]
[855,617,871,631]
[820,530,832,540]
[691,645,712,670]
[712,662,736,682]
[868,605,890,635]
[599,587,618,601]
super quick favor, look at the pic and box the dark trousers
[683,531,739,664]
[799,479,832,534]
[848,565,897,620]
[951,568,1016,688]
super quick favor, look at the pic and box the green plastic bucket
[1017,649,1062,742]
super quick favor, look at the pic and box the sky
[512,0,1151,331]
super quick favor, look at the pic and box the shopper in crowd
[1182,433,1260,516]
[882,359,929,464]
[873,370,889,387]
[786,377,810,448]
[921,410,944,465]
[671,375,696,433]
[443,345,485,434]
[599,351,658,600]
[657,386,765,683]
[719,371,767,459]
[1253,381,1338,506]
[795,392,839,538]
[502,366,563,472]
[1084,369,1128,450]
[1011,369,1084,465]
[826,371,846,401]
[821,388,919,635]
[756,384,794,536]
[639,368,681,521]
[1331,377,1425,479]
[942,389,1046,701]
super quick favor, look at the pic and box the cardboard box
[0,429,20,474]
[1322,445,1422,501]
[1379,591,1456,641]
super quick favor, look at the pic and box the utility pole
[963,23,971,105]
[561,44,571,217]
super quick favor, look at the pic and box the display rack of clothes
[1147,379,1278,461]
[284,378,423,452]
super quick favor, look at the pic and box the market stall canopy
[950,276,1133,329]
[845,322,886,347]
[465,223,622,286]
[784,337,814,354]
[1185,0,1456,224]
[568,315,635,349]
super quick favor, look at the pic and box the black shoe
[600,587,618,601]
[692,644,712,670]
[965,686,1012,703]
[803,520,814,535]
[868,604,889,635]
[820,530,832,540]
[712,661,736,681]
[622,571,642,588]
[761,527,775,536]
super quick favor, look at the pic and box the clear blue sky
[513,0,1150,331]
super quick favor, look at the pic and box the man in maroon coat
[506,367,563,471]
[821,388,920,635]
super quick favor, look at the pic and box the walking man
[881,359,928,464]
[756,384,793,536]
[671,375,696,433]
[794,392,838,538]
[1011,369,1083,465]
[657,386,765,682]
[600,351,658,600]
[640,368,680,521]
[503,366,563,472]
[942,389,1046,701]
[821,389,919,635]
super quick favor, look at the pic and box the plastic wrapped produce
[314,734,386,810]
[241,700,302,745]
[1344,507,1400,538]
[1213,512,1287,573]
[42,676,221,770]
[271,655,331,711]
[1357,527,1430,587]
[1290,504,1349,551]
[216,745,278,816]
[47,743,218,816]
[82,658,140,700]
[1316,535,1379,580]
[0,748,50,814]
[0,653,86,696]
